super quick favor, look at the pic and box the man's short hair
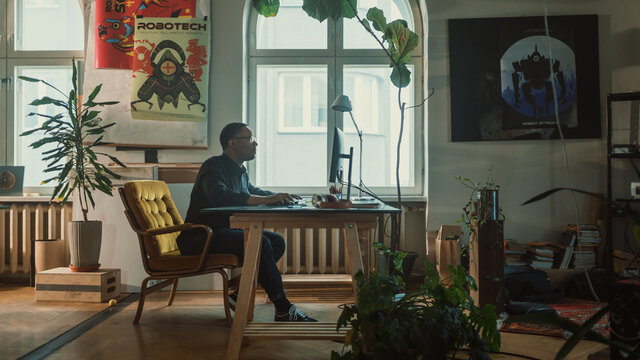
[220,123,248,149]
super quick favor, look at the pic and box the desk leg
[358,228,370,280]
[227,221,263,360]
[343,222,364,300]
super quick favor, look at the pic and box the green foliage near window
[331,259,501,360]
[19,60,125,222]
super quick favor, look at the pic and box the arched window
[248,0,423,195]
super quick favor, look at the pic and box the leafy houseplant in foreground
[19,59,125,271]
[332,257,501,360]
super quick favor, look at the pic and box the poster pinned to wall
[131,17,209,121]
[449,15,600,141]
[94,0,195,69]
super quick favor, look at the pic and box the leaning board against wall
[83,1,209,149]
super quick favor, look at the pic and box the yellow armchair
[119,180,240,326]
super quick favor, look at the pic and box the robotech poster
[94,0,196,70]
[131,17,209,122]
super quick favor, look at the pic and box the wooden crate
[36,267,121,303]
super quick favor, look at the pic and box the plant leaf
[253,0,279,17]
[302,0,356,23]
[390,62,411,88]
[18,75,41,83]
[366,7,387,32]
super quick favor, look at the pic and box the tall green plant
[19,60,125,222]
[254,0,430,250]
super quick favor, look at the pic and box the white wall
[89,0,640,289]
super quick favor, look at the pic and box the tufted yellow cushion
[124,181,182,257]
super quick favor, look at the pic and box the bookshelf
[606,91,640,270]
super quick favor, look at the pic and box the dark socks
[273,296,292,313]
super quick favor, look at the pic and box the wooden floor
[0,284,607,359]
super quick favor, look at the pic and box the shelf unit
[606,91,640,269]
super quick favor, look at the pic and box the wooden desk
[201,205,400,360]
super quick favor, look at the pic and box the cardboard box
[36,267,121,302]
[614,249,640,278]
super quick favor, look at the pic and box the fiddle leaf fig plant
[19,59,125,222]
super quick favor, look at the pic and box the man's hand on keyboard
[264,193,302,206]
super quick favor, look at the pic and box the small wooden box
[36,267,121,303]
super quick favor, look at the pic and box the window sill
[0,195,72,203]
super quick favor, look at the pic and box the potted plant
[19,59,125,272]
[456,166,502,233]
[331,252,501,360]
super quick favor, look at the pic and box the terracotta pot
[68,221,102,272]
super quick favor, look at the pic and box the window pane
[282,76,303,127]
[343,0,414,49]
[256,0,326,49]
[256,65,327,187]
[15,66,72,187]
[15,0,83,51]
[343,65,414,187]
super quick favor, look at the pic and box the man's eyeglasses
[234,136,257,143]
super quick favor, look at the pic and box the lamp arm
[347,111,362,138]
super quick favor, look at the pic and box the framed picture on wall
[449,15,600,141]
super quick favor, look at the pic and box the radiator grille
[0,203,73,274]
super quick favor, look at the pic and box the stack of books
[556,231,577,269]
[504,239,527,266]
[526,243,556,269]
[568,224,600,269]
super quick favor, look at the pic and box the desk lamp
[331,95,365,199]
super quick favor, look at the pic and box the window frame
[247,0,424,196]
[1,0,84,195]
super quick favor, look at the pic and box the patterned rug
[500,298,609,338]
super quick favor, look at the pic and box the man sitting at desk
[177,122,317,322]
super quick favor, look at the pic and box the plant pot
[68,220,101,272]
[34,239,66,273]
[476,189,499,221]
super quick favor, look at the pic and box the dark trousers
[177,228,286,301]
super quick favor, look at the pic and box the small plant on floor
[332,253,500,360]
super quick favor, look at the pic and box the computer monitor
[328,127,353,200]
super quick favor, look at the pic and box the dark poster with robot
[449,15,600,141]
[131,17,209,121]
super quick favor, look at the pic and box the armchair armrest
[136,223,215,272]
[142,223,201,236]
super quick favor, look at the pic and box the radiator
[268,213,394,275]
[0,203,73,274]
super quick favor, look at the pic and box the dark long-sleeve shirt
[183,153,274,230]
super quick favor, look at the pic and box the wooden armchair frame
[118,185,239,326]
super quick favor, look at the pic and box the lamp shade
[331,95,352,112]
